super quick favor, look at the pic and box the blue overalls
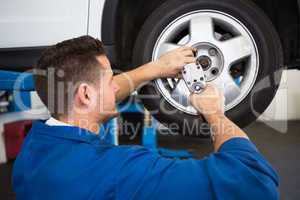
[12,121,279,200]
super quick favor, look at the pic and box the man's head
[35,36,119,124]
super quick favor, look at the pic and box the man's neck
[58,116,102,134]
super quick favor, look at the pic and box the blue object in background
[142,119,158,149]
[235,76,242,85]
[7,91,32,112]
[99,118,119,145]
[0,70,35,91]
[0,70,35,112]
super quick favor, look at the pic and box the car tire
[133,0,284,135]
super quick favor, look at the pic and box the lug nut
[195,85,201,91]
[211,68,219,75]
[209,48,217,56]
[193,82,206,92]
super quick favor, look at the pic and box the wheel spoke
[189,16,215,44]
[219,36,252,67]
[170,79,190,105]
[215,72,242,105]
[156,43,182,58]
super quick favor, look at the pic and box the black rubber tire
[133,0,284,135]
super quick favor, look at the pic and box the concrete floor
[0,121,299,200]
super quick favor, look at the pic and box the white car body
[0,0,106,48]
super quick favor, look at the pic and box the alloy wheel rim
[152,10,259,115]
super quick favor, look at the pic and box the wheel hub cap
[192,42,224,81]
[197,55,211,69]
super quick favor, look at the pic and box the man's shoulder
[105,145,159,162]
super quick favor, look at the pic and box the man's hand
[189,84,225,122]
[153,46,197,78]
[113,46,196,102]
[189,84,249,151]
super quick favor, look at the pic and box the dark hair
[34,35,106,117]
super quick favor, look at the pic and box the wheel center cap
[192,43,224,81]
[197,56,212,70]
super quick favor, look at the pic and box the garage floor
[0,121,299,200]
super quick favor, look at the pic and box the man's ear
[76,83,92,106]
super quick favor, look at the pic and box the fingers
[175,73,183,79]
[201,84,218,95]
[177,46,191,51]
[182,50,195,57]
[178,46,197,52]
[175,64,185,70]
[184,57,197,64]
[179,46,197,56]
[179,46,198,64]
[172,55,196,70]
[194,84,224,101]
[189,94,202,111]
[189,84,215,98]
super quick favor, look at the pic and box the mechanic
[13,36,279,200]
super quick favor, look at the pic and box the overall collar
[31,121,110,145]
[45,117,72,127]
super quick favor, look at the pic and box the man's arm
[116,85,279,200]
[116,85,278,200]
[114,46,196,102]
[189,84,248,151]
